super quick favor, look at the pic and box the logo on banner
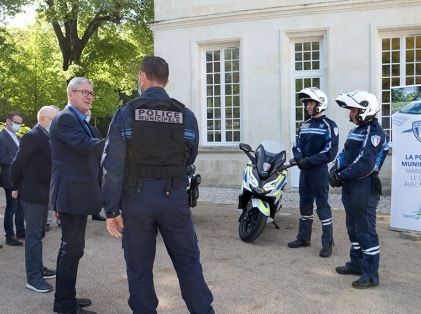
[402,205,421,221]
[370,135,381,147]
[413,120,421,142]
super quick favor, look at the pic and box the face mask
[138,88,142,97]
[85,116,91,123]
[10,122,21,133]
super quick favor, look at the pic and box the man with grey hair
[49,77,104,314]
[11,105,59,293]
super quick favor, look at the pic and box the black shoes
[76,298,92,308]
[43,267,57,279]
[288,239,311,248]
[6,236,23,246]
[319,245,332,258]
[335,265,362,276]
[92,214,106,221]
[55,299,94,314]
[352,277,379,289]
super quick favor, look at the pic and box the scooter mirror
[239,143,252,152]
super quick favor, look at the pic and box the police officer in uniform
[102,56,214,314]
[288,87,339,258]
[330,90,389,289]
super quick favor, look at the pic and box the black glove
[289,158,298,166]
[329,171,343,188]
[296,157,311,170]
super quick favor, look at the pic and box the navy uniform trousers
[122,179,214,314]
[342,176,380,285]
[298,164,333,247]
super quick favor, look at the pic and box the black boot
[287,239,310,248]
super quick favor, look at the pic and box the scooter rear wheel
[239,204,267,243]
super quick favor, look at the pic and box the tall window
[381,34,421,139]
[292,40,323,134]
[204,46,240,144]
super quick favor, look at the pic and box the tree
[39,0,154,73]
[0,0,31,21]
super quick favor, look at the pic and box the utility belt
[187,174,201,208]
[125,164,186,196]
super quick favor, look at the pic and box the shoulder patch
[334,127,339,136]
[301,123,310,129]
[371,135,381,147]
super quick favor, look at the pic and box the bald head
[37,106,59,131]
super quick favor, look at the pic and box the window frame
[290,37,325,138]
[201,42,242,146]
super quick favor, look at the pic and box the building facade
[152,0,421,188]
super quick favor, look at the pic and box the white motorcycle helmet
[335,90,380,123]
[298,87,328,115]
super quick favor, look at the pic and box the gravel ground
[0,187,419,314]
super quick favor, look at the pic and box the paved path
[200,186,392,214]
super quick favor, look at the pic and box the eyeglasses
[73,90,96,98]
[11,120,22,125]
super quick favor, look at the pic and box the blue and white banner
[390,85,421,232]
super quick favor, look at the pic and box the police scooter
[186,165,201,208]
[238,140,294,243]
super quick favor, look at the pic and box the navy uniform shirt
[332,119,389,180]
[101,87,199,218]
[294,115,339,166]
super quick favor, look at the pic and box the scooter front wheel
[239,205,267,243]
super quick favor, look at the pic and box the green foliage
[0,0,154,126]
[0,23,67,125]
[0,0,31,21]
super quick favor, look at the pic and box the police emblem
[371,135,381,147]
[333,127,339,136]
[413,120,421,142]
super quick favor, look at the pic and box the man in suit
[0,112,26,246]
[50,77,105,314]
[11,106,59,293]
[85,110,106,222]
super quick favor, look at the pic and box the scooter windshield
[255,140,286,178]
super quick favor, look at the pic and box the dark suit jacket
[11,125,51,205]
[90,125,103,186]
[0,129,20,189]
[49,107,105,215]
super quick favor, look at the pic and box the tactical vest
[125,98,187,189]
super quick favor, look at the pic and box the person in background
[288,87,339,258]
[0,112,26,246]
[330,90,389,289]
[11,105,59,293]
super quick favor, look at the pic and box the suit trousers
[21,201,48,285]
[3,187,25,239]
[54,213,87,313]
